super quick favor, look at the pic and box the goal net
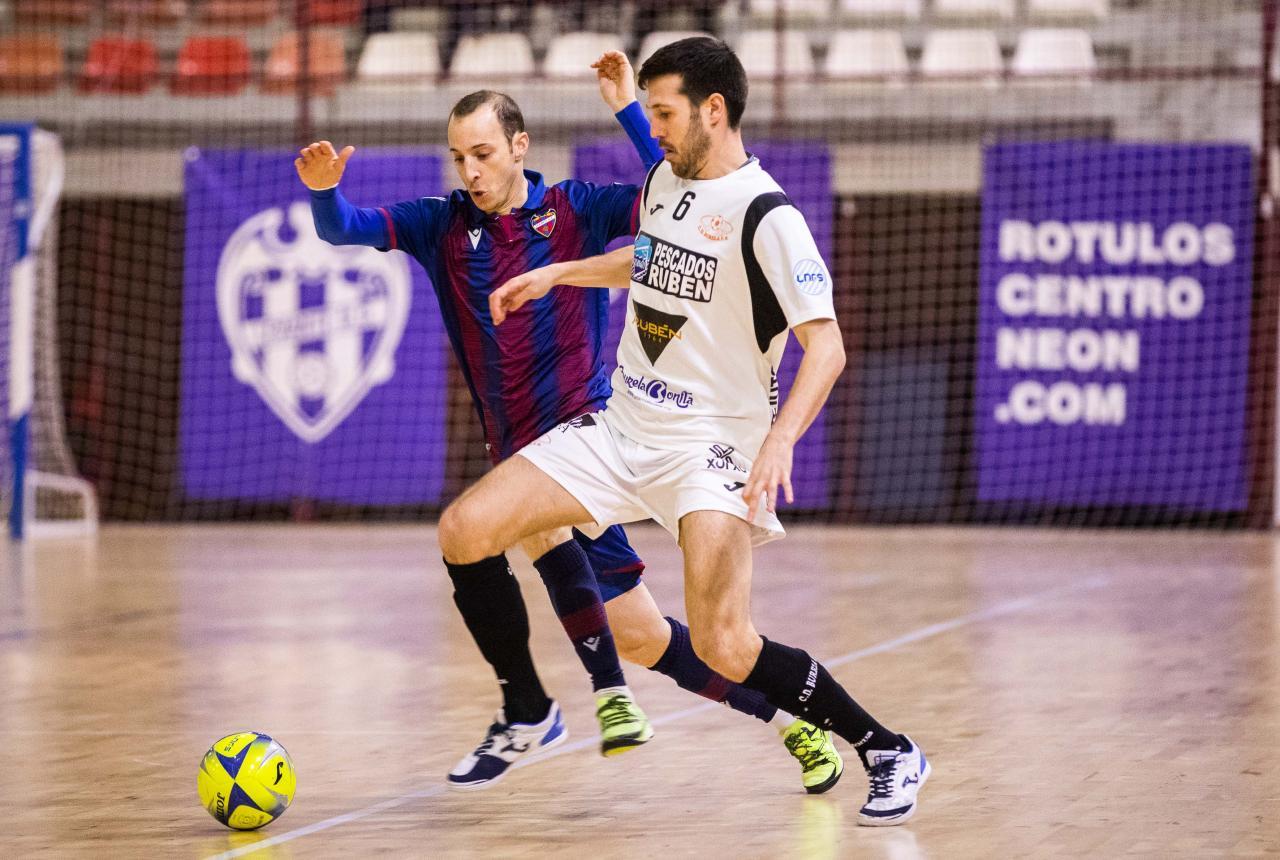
[0,125,97,538]
[1,0,1275,530]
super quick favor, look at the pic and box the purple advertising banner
[573,141,833,508]
[181,149,449,504]
[976,142,1254,510]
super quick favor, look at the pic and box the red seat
[0,35,65,93]
[171,36,252,95]
[198,0,278,25]
[262,31,346,95]
[14,0,92,25]
[300,0,361,25]
[80,36,160,94]
[106,0,189,25]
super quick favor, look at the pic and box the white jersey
[605,157,836,458]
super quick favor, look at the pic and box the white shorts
[517,411,785,547]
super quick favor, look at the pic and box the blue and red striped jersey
[380,174,639,461]
[310,102,661,461]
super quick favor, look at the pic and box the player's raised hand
[742,433,795,523]
[294,140,355,191]
[490,266,559,325]
[592,50,637,113]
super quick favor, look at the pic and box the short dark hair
[637,37,748,129]
[448,90,526,142]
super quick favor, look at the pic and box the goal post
[1,125,97,540]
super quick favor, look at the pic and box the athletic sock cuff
[445,554,513,592]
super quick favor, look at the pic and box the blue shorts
[574,524,645,603]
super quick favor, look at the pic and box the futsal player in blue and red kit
[296,52,843,793]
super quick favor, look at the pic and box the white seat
[543,32,625,79]
[356,33,441,83]
[1011,28,1095,78]
[920,29,1003,83]
[736,29,816,77]
[824,29,909,79]
[747,0,833,18]
[933,0,1015,19]
[449,33,535,78]
[637,30,713,66]
[1027,0,1108,20]
[838,0,922,19]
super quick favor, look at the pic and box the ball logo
[698,214,733,241]
[793,259,828,295]
[217,202,411,443]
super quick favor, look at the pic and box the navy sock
[446,554,551,726]
[651,617,778,724]
[534,540,627,692]
[744,637,900,765]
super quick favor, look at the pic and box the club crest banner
[181,148,449,504]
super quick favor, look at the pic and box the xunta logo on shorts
[632,231,718,302]
[631,300,687,364]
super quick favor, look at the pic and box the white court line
[204,575,1109,860]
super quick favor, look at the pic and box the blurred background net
[1,0,1276,529]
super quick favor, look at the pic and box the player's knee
[438,500,498,564]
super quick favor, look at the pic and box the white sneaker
[857,735,930,826]
[446,701,568,791]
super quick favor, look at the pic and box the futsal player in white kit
[443,36,928,825]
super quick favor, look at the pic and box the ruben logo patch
[631,230,718,302]
[531,208,556,237]
[631,300,687,364]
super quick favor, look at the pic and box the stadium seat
[747,0,833,19]
[0,34,64,93]
[1011,28,1096,79]
[356,32,441,84]
[263,30,347,95]
[824,29,909,80]
[637,30,713,66]
[300,0,361,26]
[932,0,1015,19]
[920,29,1003,83]
[14,0,92,25]
[1027,0,1108,20]
[171,35,251,95]
[106,0,189,25]
[449,33,535,79]
[735,30,816,78]
[80,36,160,94]
[198,0,278,25]
[544,32,625,79]
[838,0,922,19]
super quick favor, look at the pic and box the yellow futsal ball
[197,731,296,830]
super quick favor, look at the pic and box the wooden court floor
[2,523,1278,858]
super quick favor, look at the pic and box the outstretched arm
[490,245,634,325]
[295,140,389,247]
[594,50,663,170]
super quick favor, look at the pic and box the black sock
[446,554,551,725]
[743,637,900,765]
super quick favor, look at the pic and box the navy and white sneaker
[446,701,568,792]
[857,735,930,826]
